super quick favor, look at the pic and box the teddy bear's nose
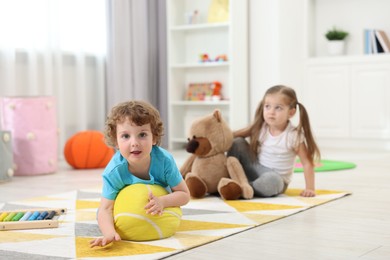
[186,139,199,153]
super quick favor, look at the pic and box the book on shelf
[370,30,379,53]
[364,29,372,54]
[374,31,385,53]
[364,29,390,54]
[375,30,390,53]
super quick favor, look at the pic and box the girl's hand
[300,189,316,197]
[89,232,121,248]
[145,192,164,215]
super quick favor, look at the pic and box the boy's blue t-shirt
[101,146,183,200]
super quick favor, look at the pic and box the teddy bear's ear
[213,109,222,122]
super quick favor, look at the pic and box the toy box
[185,81,222,101]
[0,131,13,182]
[0,96,58,176]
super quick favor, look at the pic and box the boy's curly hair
[104,100,164,147]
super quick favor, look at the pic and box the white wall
[248,0,305,118]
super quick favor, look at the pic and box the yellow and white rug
[0,188,350,259]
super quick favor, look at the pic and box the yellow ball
[113,183,182,241]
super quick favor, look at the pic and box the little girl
[228,85,320,197]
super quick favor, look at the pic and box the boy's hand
[300,189,316,197]
[145,192,164,215]
[89,232,121,248]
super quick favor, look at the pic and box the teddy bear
[180,109,254,200]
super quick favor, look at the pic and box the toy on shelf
[211,81,222,101]
[199,53,228,63]
[186,81,223,101]
[208,0,229,23]
[184,10,199,24]
[199,53,211,63]
[215,54,228,62]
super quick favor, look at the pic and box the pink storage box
[0,96,58,176]
[0,130,13,181]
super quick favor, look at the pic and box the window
[0,0,107,55]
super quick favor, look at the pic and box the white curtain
[106,0,168,147]
[0,0,107,158]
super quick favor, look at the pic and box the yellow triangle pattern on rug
[76,200,100,210]
[0,231,63,243]
[284,188,345,196]
[243,213,283,224]
[296,197,333,206]
[0,188,350,259]
[24,196,69,202]
[178,219,250,232]
[76,237,176,258]
[225,200,303,212]
[172,233,222,248]
[76,210,98,222]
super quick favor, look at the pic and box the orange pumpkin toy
[64,131,114,169]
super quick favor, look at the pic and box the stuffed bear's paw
[218,178,242,200]
[226,157,254,199]
[241,183,254,199]
[186,174,208,198]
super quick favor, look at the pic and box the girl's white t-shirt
[258,121,304,183]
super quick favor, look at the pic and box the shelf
[306,53,390,65]
[170,62,229,69]
[167,0,248,150]
[170,22,229,32]
[171,100,230,106]
[305,0,390,58]
[303,0,390,146]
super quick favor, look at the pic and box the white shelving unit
[304,0,390,59]
[302,0,390,149]
[166,0,248,150]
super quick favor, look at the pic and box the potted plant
[325,27,349,55]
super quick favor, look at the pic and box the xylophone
[0,208,66,231]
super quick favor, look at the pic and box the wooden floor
[1,147,390,259]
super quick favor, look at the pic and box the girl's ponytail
[297,102,321,163]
